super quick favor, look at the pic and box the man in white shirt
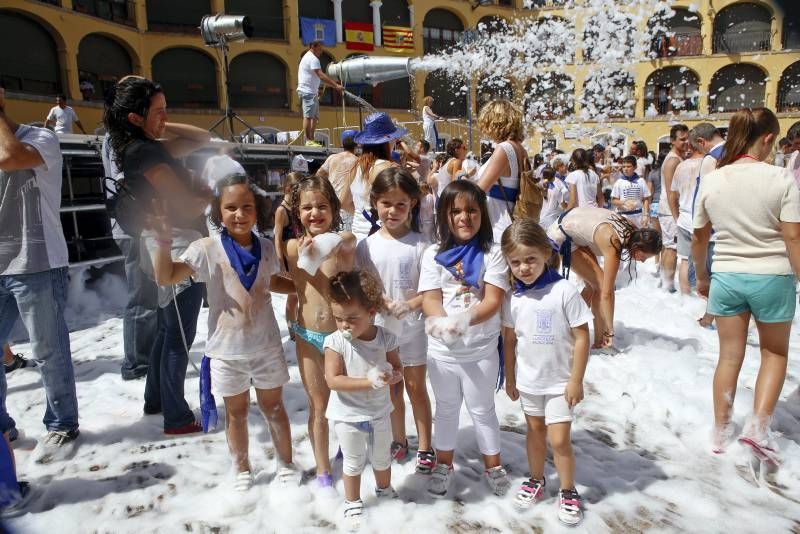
[0,85,80,453]
[45,95,86,134]
[669,142,704,295]
[297,41,343,147]
[657,124,688,293]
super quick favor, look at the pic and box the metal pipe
[326,56,424,85]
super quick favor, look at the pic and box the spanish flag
[383,26,414,54]
[345,22,374,51]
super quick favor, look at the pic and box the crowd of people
[1,69,799,530]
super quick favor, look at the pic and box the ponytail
[717,108,780,169]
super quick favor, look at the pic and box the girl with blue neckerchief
[418,180,511,499]
[151,175,298,492]
[500,218,591,526]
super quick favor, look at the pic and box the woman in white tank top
[475,100,524,242]
[346,113,407,241]
[545,206,663,352]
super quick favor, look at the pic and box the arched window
[783,4,800,50]
[713,3,771,54]
[477,16,508,35]
[382,0,410,27]
[147,0,209,34]
[423,9,463,54]
[298,0,333,19]
[648,8,702,58]
[374,78,411,110]
[229,53,287,109]
[477,76,513,114]
[0,12,61,95]
[423,71,467,118]
[318,53,342,106]
[342,0,372,24]
[534,17,574,64]
[644,67,699,115]
[524,73,574,120]
[778,61,800,112]
[78,34,133,102]
[225,0,285,40]
[73,0,135,26]
[709,64,766,112]
[584,14,634,62]
[581,71,635,118]
[152,48,218,108]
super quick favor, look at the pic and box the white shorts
[333,415,392,476]
[210,351,290,398]
[519,392,573,425]
[658,215,678,250]
[398,333,428,367]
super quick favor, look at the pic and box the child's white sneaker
[343,499,363,531]
[427,463,453,498]
[234,471,254,492]
[276,459,300,486]
[485,465,510,496]
[557,488,583,526]
[374,485,398,499]
[515,477,545,509]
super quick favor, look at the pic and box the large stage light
[200,14,253,46]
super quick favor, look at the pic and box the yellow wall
[3,0,799,153]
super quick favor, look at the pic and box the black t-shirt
[121,138,198,228]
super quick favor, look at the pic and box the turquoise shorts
[708,273,797,323]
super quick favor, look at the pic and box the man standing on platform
[45,95,86,135]
[297,41,343,147]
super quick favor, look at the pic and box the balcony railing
[645,92,699,115]
[526,0,569,7]
[651,32,703,58]
[778,89,800,113]
[74,0,136,27]
[713,29,771,54]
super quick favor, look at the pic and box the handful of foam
[297,233,343,275]
[367,361,394,389]
[384,299,412,319]
[425,311,471,346]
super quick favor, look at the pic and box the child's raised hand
[505,380,519,401]
[564,380,584,408]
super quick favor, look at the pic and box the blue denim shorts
[297,91,319,119]
[708,272,797,323]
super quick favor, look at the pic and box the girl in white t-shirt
[538,166,569,229]
[418,180,511,498]
[150,175,298,491]
[565,148,603,209]
[324,270,403,530]
[356,168,434,474]
[500,219,592,526]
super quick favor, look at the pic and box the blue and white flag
[300,17,337,46]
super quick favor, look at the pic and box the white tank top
[436,159,455,197]
[477,141,520,242]
[658,151,683,215]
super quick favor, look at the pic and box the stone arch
[778,60,800,112]
[225,0,285,40]
[77,33,134,101]
[648,7,703,58]
[524,73,574,120]
[713,2,772,54]
[229,52,288,109]
[644,66,700,115]
[423,71,467,119]
[581,71,636,119]
[0,10,62,95]
[708,63,766,112]
[422,8,465,54]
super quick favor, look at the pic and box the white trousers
[428,354,501,455]
[333,415,392,476]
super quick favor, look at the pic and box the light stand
[208,36,267,143]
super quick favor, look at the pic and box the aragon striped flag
[345,22,374,51]
[383,25,414,54]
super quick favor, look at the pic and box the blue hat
[353,112,408,146]
[341,129,358,144]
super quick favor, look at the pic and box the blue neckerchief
[362,209,381,236]
[513,268,563,295]
[199,356,218,432]
[546,180,556,190]
[487,184,519,203]
[555,173,566,182]
[434,236,484,289]
[221,228,261,291]
[621,172,639,182]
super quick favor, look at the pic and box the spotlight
[200,14,253,46]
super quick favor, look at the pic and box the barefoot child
[419,180,511,498]
[284,176,356,488]
[151,175,298,490]
[501,219,592,526]
[324,270,403,529]
[356,168,434,473]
